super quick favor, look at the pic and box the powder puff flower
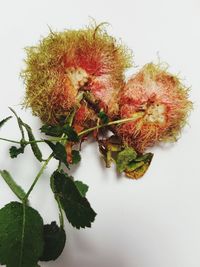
[22,24,132,127]
[117,63,192,152]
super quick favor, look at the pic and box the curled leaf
[125,153,154,179]
[126,161,145,172]
[9,107,25,142]
[22,122,43,162]
[98,135,122,168]
[0,116,12,129]
[116,147,137,173]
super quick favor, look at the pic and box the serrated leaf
[40,222,66,261]
[98,111,109,124]
[72,150,81,164]
[0,116,12,129]
[74,181,89,197]
[51,171,96,229]
[41,124,79,142]
[22,122,43,162]
[45,141,69,168]
[116,147,137,173]
[9,146,25,158]
[0,202,44,267]
[0,170,26,201]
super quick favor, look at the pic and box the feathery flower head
[117,63,192,152]
[22,23,132,126]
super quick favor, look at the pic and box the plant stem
[0,137,21,144]
[0,113,144,146]
[0,137,66,145]
[24,153,53,202]
[78,112,144,137]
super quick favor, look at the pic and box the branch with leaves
[0,22,192,267]
[0,108,153,267]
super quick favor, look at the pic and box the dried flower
[22,23,132,126]
[117,63,192,152]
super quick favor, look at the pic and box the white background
[0,0,200,266]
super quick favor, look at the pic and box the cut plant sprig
[0,110,97,266]
[0,105,152,267]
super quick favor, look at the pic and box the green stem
[0,137,66,145]
[0,113,144,146]
[0,137,21,144]
[24,153,53,202]
[78,112,144,137]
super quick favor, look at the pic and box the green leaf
[22,122,43,162]
[9,146,25,158]
[126,161,145,172]
[74,181,89,197]
[45,141,69,168]
[40,221,66,261]
[41,124,79,142]
[0,170,26,201]
[125,162,151,179]
[8,109,43,161]
[51,171,96,229]
[135,153,153,162]
[63,125,79,142]
[125,153,154,179]
[98,111,109,124]
[116,147,137,173]
[40,125,63,137]
[0,202,44,267]
[72,150,81,164]
[53,143,67,165]
[0,116,12,129]
[46,142,81,167]
[9,108,25,142]
[8,108,27,157]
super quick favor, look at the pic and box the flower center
[144,103,166,124]
[66,67,89,91]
